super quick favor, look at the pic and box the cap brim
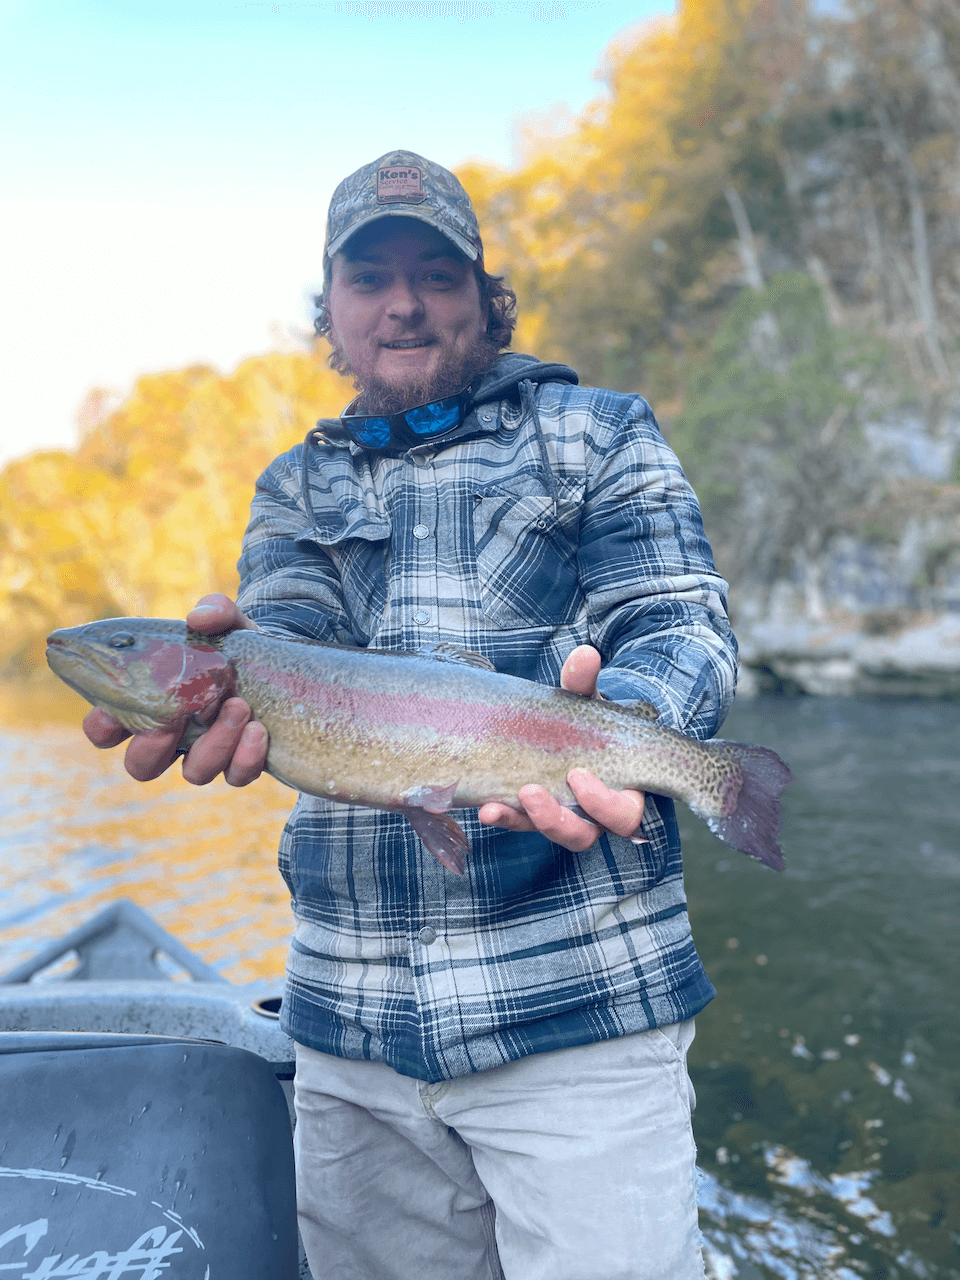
[325,208,480,262]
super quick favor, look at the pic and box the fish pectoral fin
[403,808,470,875]
[175,717,208,755]
[415,642,497,672]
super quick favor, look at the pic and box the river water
[0,682,957,1279]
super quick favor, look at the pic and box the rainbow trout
[46,618,792,874]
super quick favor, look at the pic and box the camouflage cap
[324,150,483,264]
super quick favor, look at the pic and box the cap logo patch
[377,165,425,204]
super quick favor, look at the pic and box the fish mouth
[45,635,131,688]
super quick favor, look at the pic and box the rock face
[730,424,960,698]
[737,609,960,698]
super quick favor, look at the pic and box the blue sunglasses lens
[349,417,391,447]
[405,398,461,436]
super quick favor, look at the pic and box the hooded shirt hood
[470,352,578,407]
[312,353,579,453]
[298,351,583,549]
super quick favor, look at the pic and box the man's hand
[82,594,269,788]
[477,645,646,851]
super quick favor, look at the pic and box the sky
[1,0,672,467]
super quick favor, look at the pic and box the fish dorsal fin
[416,642,497,671]
[185,628,224,650]
[625,700,661,722]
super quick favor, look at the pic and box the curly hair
[313,256,517,351]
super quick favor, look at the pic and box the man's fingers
[567,769,645,838]
[478,802,535,833]
[516,785,603,852]
[479,775,644,851]
[224,721,269,788]
[181,697,252,786]
[120,699,268,787]
[560,645,602,698]
[124,727,184,781]
[187,593,258,635]
[83,708,131,750]
[481,791,601,849]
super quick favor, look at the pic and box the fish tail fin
[702,743,793,871]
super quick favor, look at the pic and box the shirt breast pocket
[472,482,583,629]
[333,538,389,645]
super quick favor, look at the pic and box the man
[85,151,737,1280]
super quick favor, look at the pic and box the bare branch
[723,184,765,292]
[871,101,952,382]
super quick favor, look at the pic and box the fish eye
[108,631,137,649]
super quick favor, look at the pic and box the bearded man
[85,151,737,1280]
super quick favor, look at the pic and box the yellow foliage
[8,0,950,670]
[0,348,354,673]
[1,0,767,674]
[458,0,773,387]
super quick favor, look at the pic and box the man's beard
[330,334,501,415]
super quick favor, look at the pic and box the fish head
[46,617,236,733]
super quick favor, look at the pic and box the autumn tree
[0,351,353,673]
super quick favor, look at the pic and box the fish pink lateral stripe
[240,660,610,752]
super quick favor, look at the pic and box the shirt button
[413,610,430,625]
[413,524,430,539]
[417,926,437,945]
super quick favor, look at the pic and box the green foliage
[674,273,849,498]
[669,273,886,584]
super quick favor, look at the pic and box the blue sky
[1,0,671,463]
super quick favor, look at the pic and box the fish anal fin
[400,781,460,814]
[403,808,469,875]
[416,643,497,672]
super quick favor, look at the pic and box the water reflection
[686,695,960,1279]
[0,680,294,984]
[0,682,957,1277]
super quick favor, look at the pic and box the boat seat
[0,1030,298,1278]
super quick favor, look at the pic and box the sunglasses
[340,386,473,451]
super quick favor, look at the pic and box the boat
[0,899,311,1278]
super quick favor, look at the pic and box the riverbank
[736,608,960,698]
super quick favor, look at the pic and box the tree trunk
[872,103,951,382]
[723,184,765,293]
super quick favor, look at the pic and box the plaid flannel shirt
[236,353,737,1082]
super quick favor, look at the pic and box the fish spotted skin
[46,617,792,874]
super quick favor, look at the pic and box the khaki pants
[294,1022,704,1280]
